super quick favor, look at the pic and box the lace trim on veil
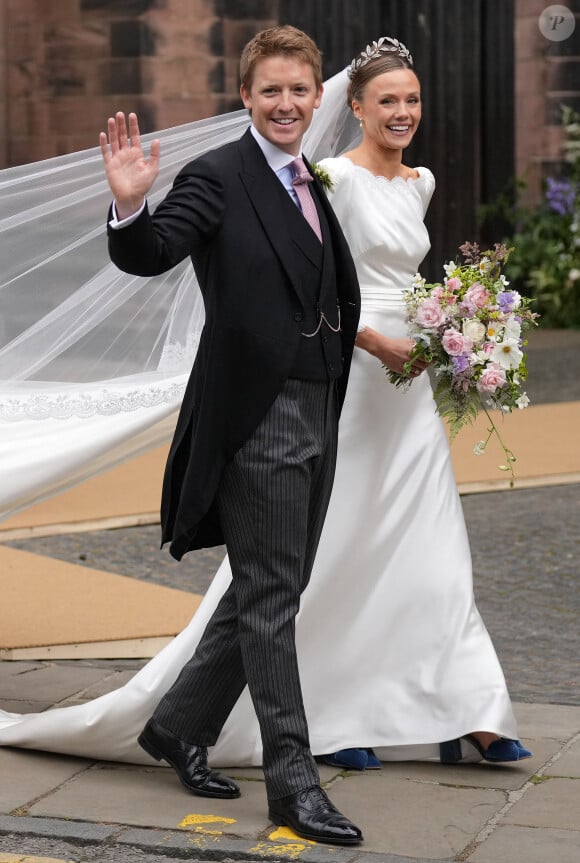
[0,381,186,422]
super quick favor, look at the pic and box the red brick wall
[1,0,578,186]
[0,0,6,167]
[0,0,277,166]
[515,0,580,203]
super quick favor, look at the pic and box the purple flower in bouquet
[451,354,471,374]
[497,291,517,312]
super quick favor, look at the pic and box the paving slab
[468,825,580,863]
[375,742,553,790]
[513,702,580,740]
[545,738,580,778]
[0,664,110,704]
[57,668,136,704]
[503,777,580,830]
[0,749,91,813]
[28,763,271,839]
[323,770,505,859]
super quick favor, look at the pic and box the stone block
[0,748,91,813]
[470,824,580,863]
[143,57,209,99]
[5,100,31,138]
[547,58,580,91]
[545,738,580,778]
[100,57,144,95]
[29,762,271,837]
[515,14,547,62]
[545,31,580,58]
[224,56,241,91]
[216,95,245,115]
[40,0,81,22]
[215,0,278,18]
[81,0,158,14]
[44,39,105,67]
[209,59,225,93]
[327,770,504,859]
[503,777,580,830]
[225,19,275,59]
[516,0,560,17]
[547,94,580,124]
[515,57,546,99]
[209,19,224,55]
[157,95,220,127]
[0,661,111,703]
[164,0,215,20]
[111,19,157,58]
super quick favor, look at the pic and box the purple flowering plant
[483,106,580,328]
[387,242,538,484]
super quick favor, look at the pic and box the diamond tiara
[348,36,413,79]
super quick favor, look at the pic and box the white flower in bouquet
[492,337,524,370]
[462,318,487,345]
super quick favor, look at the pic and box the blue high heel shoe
[322,748,368,770]
[440,735,533,764]
[365,748,382,769]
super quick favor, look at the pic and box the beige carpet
[1,401,578,537]
[444,400,580,491]
[0,545,202,659]
[0,401,577,659]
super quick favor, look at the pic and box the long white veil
[0,69,359,522]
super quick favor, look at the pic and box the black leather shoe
[268,785,363,845]
[138,719,240,799]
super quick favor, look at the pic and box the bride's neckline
[339,158,424,184]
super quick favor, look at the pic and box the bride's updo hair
[347,36,416,106]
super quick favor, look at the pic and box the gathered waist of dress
[359,285,407,311]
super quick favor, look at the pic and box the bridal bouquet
[387,242,538,483]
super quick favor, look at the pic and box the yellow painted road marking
[179,813,237,832]
[269,827,315,844]
[0,856,75,863]
[250,828,316,858]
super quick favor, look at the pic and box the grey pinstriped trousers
[153,377,339,800]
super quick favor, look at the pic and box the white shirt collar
[250,125,299,173]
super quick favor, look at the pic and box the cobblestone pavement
[2,328,579,707]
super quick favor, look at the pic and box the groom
[100,25,361,846]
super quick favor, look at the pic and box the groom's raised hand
[100,112,160,221]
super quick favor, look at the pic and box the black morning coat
[108,129,361,560]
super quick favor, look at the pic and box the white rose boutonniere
[311,163,334,192]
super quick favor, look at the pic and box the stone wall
[0,0,6,167]
[1,0,579,190]
[515,0,580,203]
[0,0,278,166]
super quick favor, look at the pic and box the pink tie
[290,157,323,243]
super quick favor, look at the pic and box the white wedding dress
[0,155,518,765]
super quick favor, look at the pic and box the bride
[0,40,530,769]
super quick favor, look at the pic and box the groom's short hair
[240,25,323,90]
